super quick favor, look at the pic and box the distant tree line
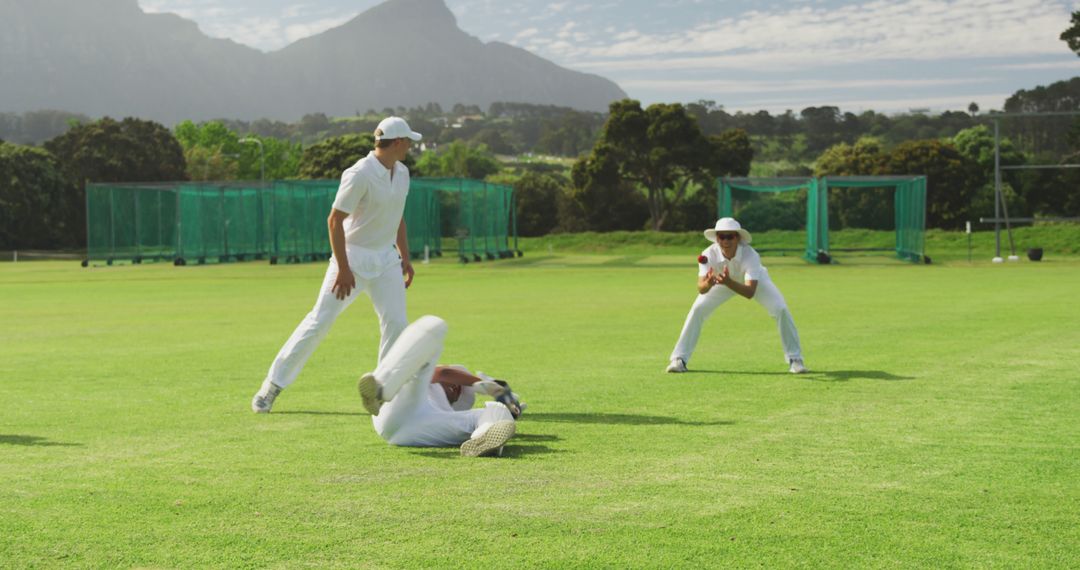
[0,110,91,145]
[3,77,1079,250]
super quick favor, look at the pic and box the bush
[513,172,565,236]
[738,195,806,231]
[298,134,375,179]
[44,117,186,246]
[0,143,74,249]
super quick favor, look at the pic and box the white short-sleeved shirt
[698,242,769,283]
[331,151,410,251]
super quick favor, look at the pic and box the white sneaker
[251,382,283,413]
[789,360,808,374]
[357,372,385,415]
[666,358,688,373]
[460,420,516,457]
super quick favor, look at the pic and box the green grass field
[2,251,1079,568]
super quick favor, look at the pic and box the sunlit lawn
[1,253,1078,567]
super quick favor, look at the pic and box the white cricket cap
[704,217,752,244]
[375,116,422,141]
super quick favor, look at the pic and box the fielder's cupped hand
[402,260,415,288]
[332,270,356,300]
[714,265,732,287]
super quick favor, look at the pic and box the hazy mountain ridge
[0,0,626,123]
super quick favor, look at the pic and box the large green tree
[1003,77,1080,156]
[566,143,649,232]
[174,121,302,181]
[952,125,1028,219]
[239,136,303,181]
[813,137,984,230]
[297,134,375,179]
[813,137,886,177]
[507,171,565,236]
[577,99,750,231]
[414,140,499,179]
[183,146,240,181]
[1061,11,1080,55]
[800,106,843,154]
[813,138,893,229]
[44,117,186,246]
[0,143,72,249]
[882,139,980,230]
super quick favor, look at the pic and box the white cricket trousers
[265,257,407,389]
[670,279,803,365]
[372,316,513,447]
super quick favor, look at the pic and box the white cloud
[720,93,1014,114]
[619,77,991,95]
[282,3,312,19]
[521,0,1072,69]
[514,27,540,40]
[988,61,1080,71]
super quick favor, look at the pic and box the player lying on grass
[667,217,808,375]
[357,315,525,457]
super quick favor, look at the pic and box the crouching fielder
[357,315,524,457]
[667,217,807,374]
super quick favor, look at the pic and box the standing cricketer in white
[252,117,421,413]
[667,217,807,374]
[358,315,524,457]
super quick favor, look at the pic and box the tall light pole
[239,137,265,186]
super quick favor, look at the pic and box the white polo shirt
[698,242,769,283]
[331,151,410,251]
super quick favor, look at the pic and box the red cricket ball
[697,255,708,264]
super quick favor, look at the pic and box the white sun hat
[703,217,752,244]
[374,116,422,141]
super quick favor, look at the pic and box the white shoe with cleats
[666,358,688,373]
[789,360,808,374]
[357,372,385,415]
[251,382,283,413]
[460,420,516,457]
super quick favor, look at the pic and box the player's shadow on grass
[808,370,914,382]
[274,410,365,416]
[0,435,82,447]
[690,369,914,382]
[527,413,732,427]
[690,370,789,376]
[408,434,561,460]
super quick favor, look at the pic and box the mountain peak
[362,0,457,27]
[0,0,626,121]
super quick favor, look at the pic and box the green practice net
[718,176,926,264]
[176,183,272,263]
[267,181,332,263]
[413,178,517,262]
[85,178,513,266]
[86,183,178,264]
[819,176,927,263]
[718,177,820,260]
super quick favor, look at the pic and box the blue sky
[138,0,1080,114]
